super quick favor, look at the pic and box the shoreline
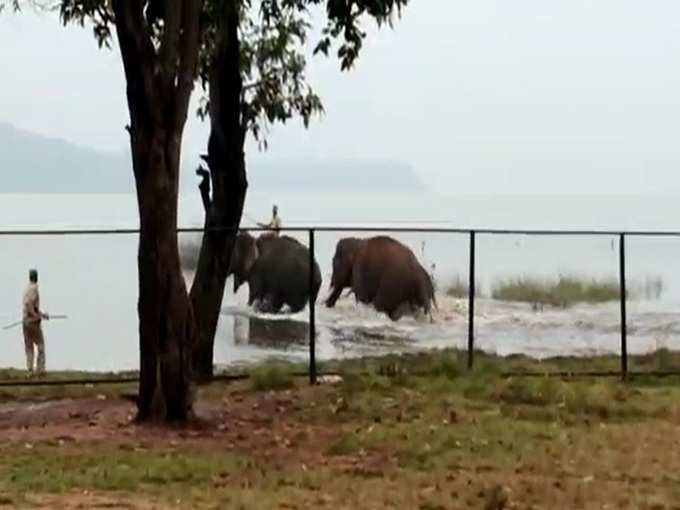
[0,347,677,381]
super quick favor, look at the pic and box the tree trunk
[190,0,247,380]
[189,158,246,380]
[134,128,196,422]
[110,0,202,422]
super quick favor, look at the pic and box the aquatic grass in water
[445,275,483,298]
[492,274,665,307]
[491,275,622,308]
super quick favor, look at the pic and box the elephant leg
[248,276,263,308]
[288,290,307,313]
[252,299,265,312]
[375,292,408,322]
[325,285,344,308]
[390,302,413,322]
[268,292,285,314]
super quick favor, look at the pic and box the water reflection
[233,315,309,350]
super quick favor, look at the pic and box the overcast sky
[1,0,680,194]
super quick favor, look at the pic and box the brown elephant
[325,236,436,321]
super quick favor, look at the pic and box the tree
[189,1,323,379]
[190,0,409,379]
[56,0,408,422]
[61,0,203,422]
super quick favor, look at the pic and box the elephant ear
[245,241,259,274]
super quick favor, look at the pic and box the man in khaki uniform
[22,269,49,376]
[257,205,282,238]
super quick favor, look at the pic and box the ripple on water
[216,291,680,367]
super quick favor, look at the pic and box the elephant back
[252,235,322,311]
[353,236,435,316]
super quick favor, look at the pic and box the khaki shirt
[22,283,42,323]
[267,216,282,235]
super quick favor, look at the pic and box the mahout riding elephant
[229,232,322,313]
[325,235,437,321]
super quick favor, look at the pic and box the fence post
[467,230,476,370]
[619,233,628,380]
[308,228,317,385]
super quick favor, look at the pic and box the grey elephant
[229,232,322,313]
[325,236,436,321]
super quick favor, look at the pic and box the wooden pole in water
[309,228,317,385]
[619,233,628,380]
[467,231,476,370]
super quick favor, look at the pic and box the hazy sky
[1,0,680,194]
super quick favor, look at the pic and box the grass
[491,273,665,308]
[2,350,680,507]
[444,275,483,298]
[7,448,244,494]
[0,369,137,402]
[250,360,296,391]
[491,274,621,308]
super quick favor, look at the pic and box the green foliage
[203,1,325,149]
[311,0,408,70]
[57,0,409,148]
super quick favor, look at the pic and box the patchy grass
[324,433,361,456]
[250,360,296,391]
[1,350,680,508]
[7,448,244,495]
[0,369,137,402]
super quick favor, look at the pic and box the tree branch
[196,165,211,213]
[174,0,203,129]
[158,0,182,91]
[111,0,159,131]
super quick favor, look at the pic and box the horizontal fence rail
[3,226,680,236]
[1,224,679,387]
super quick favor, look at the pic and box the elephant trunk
[233,274,243,293]
[325,285,343,308]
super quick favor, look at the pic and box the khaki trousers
[23,323,45,375]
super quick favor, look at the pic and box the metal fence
[2,225,680,386]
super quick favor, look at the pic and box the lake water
[1,191,680,372]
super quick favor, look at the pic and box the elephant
[229,232,322,313]
[325,235,437,321]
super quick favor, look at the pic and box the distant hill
[0,122,134,193]
[1,122,424,193]
[244,159,425,192]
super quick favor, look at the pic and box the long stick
[242,212,261,226]
[1,320,22,331]
[2,315,68,331]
